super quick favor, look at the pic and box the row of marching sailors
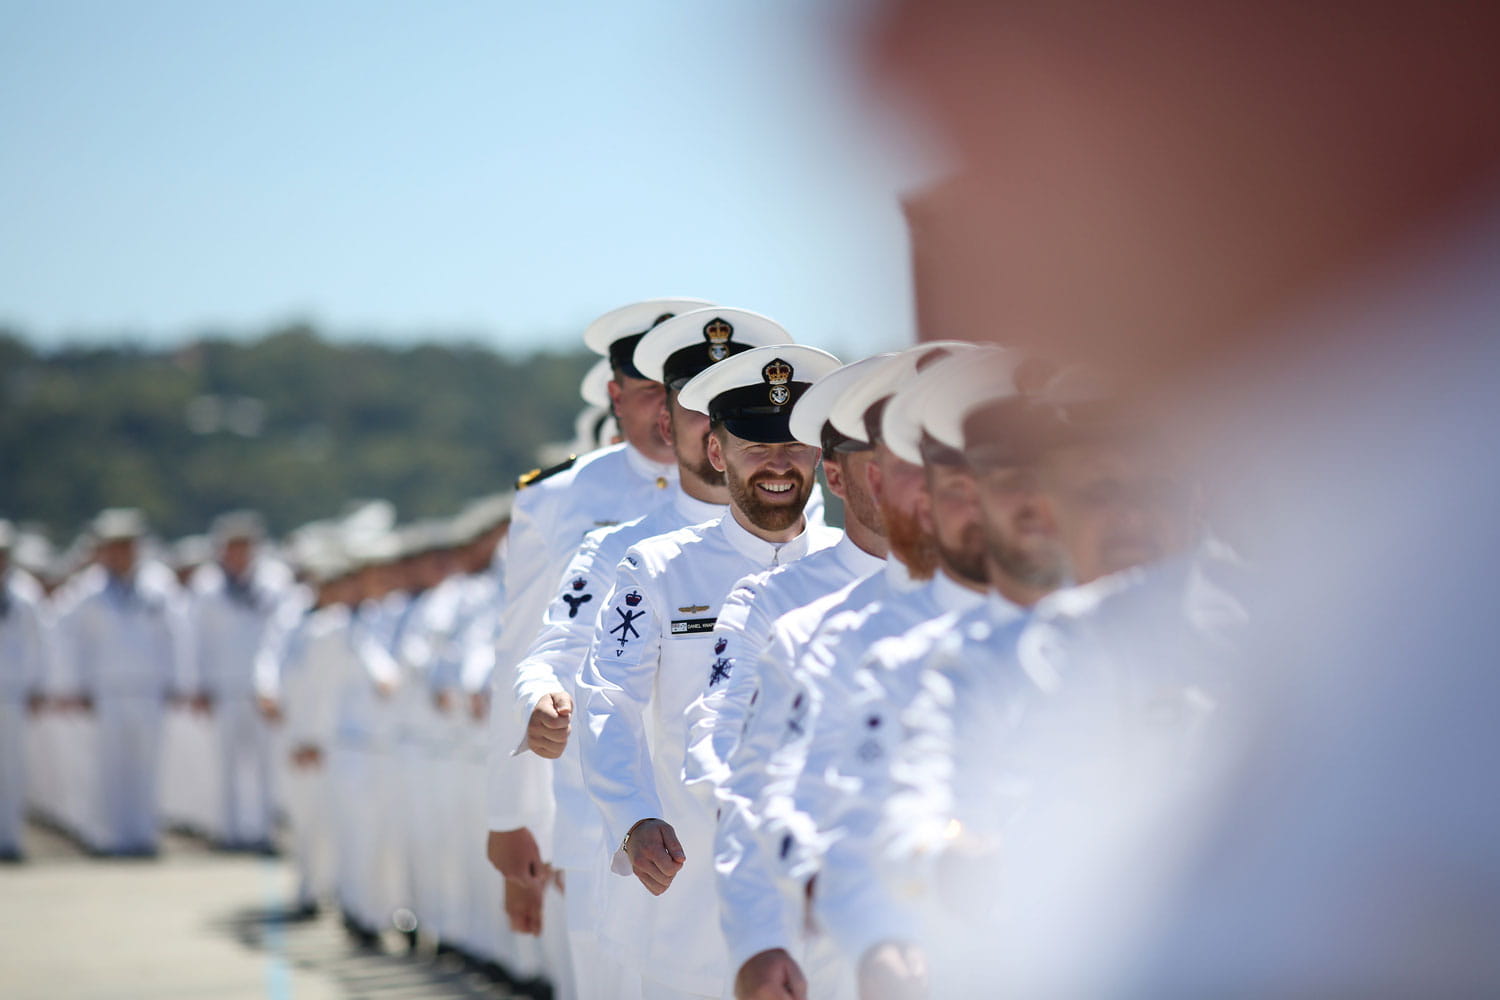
[473,298,1234,1000]
[5,506,274,858]
[250,501,549,976]
[0,497,555,982]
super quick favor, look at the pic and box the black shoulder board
[516,454,577,490]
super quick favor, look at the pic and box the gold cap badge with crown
[703,317,734,361]
[763,357,793,405]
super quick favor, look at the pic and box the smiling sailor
[577,343,843,1000]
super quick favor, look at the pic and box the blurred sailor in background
[255,543,352,917]
[58,508,190,856]
[0,519,54,861]
[191,510,293,850]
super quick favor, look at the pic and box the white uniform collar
[930,569,987,611]
[671,487,726,525]
[985,588,1027,626]
[882,557,924,594]
[623,443,678,485]
[716,508,814,568]
[831,533,885,579]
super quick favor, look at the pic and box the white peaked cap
[582,298,717,356]
[211,509,266,544]
[632,307,795,388]
[580,358,613,408]
[451,492,514,543]
[92,507,148,542]
[171,534,213,569]
[340,499,396,538]
[677,344,843,443]
[824,341,974,443]
[786,353,899,448]
[572,404,613,452]
[921,350,1025,452]
[881,345,1005,465]
[344,529,401,567]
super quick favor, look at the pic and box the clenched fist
[527,691,573,758]
[624,818,685,896]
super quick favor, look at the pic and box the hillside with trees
[0,325,593,541]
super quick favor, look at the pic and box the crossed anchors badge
[708,636,732,686]
[610,590,646,651]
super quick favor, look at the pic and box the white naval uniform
[487,444,677,834]
[512,487,725,1000]
[60,563,189,853]
[881,546,1249,996]
[700,563,913,1000]
[453,572,530,971]
[396,575,465,941]
[191,558,293,845]
[753,571,985,901]
[677,535,882,994]
[261,603,352,906]
[389,584,440,934]
[579,511,840,999]
[487,443,676,995]
[422,571,498,949]
[810,593,1024,967]
[1,570,53,854]
[330,605,403,930]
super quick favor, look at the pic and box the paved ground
[0,822,527,1000]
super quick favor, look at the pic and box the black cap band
[662,340,754,390]
[919,432,968,467]
[608,333,648,381]
[608,311,682,382]
[861,395,894,446]
[820,419,869,455]
[962,397,1045,467]
[709,381,813,444]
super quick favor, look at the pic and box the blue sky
[0,0,932,358]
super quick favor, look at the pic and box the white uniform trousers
[160,705,219,835]
[95,696,164,851]
[0,701,26,852]
[542,880,575,999]
[282,759,334,904]
[333,743,405,928]
[564,863,643,1000]
[214,698,273,844]
[639,982,716,1000]
[802,927,858,1000]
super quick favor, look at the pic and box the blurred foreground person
[59,509,189,856]
[865,374,1202,999]
[0,520,53,861]
[870,1,1500,992]
[192,511,293,850]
